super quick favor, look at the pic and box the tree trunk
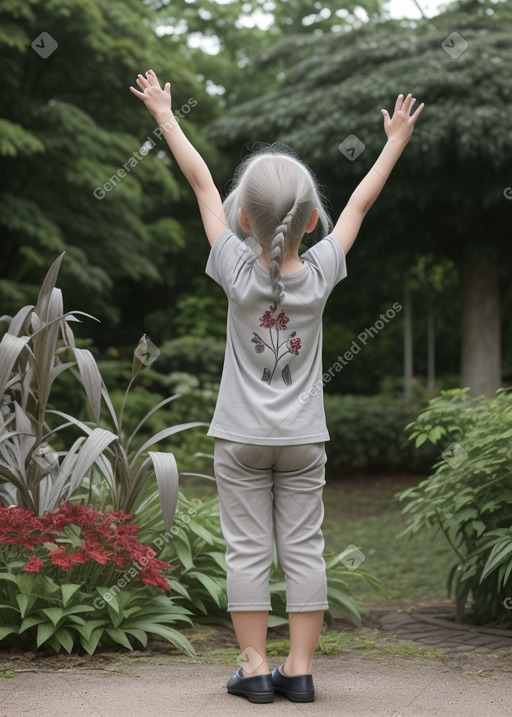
[460,256,501,397]
[403,282,413,402]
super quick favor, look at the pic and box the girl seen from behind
[131,70,423,703]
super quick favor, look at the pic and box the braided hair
[223,145,332,308]
[270,211,293,307]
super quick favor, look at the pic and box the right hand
[381,93,424,145]
[130,69,172,119]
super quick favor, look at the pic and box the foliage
[152,0,383,107]
[0,0,219,335]
[0,254,206,531]
[398,388,512,625]
[0,503,194,655]
[324,393,436,473]
[207,0,512,393]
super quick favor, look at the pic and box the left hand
[381,93,424,144]
[130,69,172,120]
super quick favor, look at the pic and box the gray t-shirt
[205,229,347,445]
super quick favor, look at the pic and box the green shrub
[325,394,436,473]
[398,388,512,626]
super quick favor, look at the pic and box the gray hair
[223,145,332,307]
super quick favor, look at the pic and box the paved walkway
[374,603,512,653]
[1,604,511,716]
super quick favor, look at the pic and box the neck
[258,245,304,275]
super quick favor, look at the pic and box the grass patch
[321,474,455,604]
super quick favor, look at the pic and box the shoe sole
[227,688,274,704]
[274,686,315,702]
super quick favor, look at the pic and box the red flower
[49,547,73,572]
[23,556,44,572]
[1,502,171,591]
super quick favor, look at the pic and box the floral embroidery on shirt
[251,305,302,386]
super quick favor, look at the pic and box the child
[130,71,423,703]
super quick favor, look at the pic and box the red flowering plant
[0,503,195,655]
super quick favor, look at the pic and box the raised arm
[332,93,424,255]
[130,70,227,246]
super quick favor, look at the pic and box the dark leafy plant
[398,388,512,625]
[0,503,194,655]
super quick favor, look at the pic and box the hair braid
[270,211,294,308]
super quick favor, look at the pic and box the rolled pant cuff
[228,603,272,612]
[286,601,329,612]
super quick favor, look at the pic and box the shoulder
[300,234,348,288]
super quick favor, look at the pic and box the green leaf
[19,615,46,633]
[172,534,194,571]
[54,627,74,653]
[123,628,148,648]
[74,620,108,642]
[41,607,64,626]
[0,626,18,640]
[80,627,104,655]
[61,584,83,607]
[37,621,57,647]
[95,587,120,614]
[186,572,224,608]
[105,628,133,650]
[130,623,195,657]
[16,593,36,618]
[0,573,18,585]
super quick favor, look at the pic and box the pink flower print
[259,306,290,331]
[252,310,302,386]
[287,337,301,355]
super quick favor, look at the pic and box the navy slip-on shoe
[271,664,315,702]
[226,667,274,703]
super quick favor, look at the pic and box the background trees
[1,0,510,397]
[0,0,219,338]
[208,0,512,397]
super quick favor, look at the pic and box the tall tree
[207,0,512,396]
[0,0,219,333]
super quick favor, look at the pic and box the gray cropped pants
[213,438,329,613]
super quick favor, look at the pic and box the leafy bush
[398,388,512,626]
[0,503,194,655]
[325,394,436,473]
[0,254,206,529]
